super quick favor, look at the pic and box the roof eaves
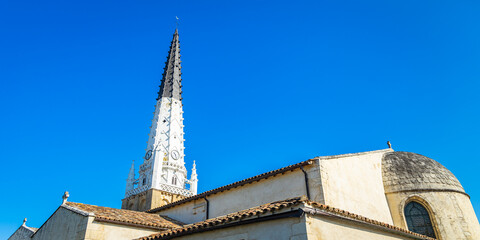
[138,197,305,240]
[139,196,434,240]
[314,148,393,160]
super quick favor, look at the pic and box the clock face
[145,150,152,160]
[171,150,180,160]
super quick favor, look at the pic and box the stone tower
[122,29,198,211]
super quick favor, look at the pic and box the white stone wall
[152,212,419,240]
[84,220,160,240]
[386,191,480,240]
[31,207,88,240]
[167,217,307,240]
[25,206,161,240]
[157,165,322,224]
[305,214,414,240]
[156,151,395,227]
[317,149,394,224]
[7,226,35,240]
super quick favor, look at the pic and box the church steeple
[122,29,197,211]
[156,29,182,101]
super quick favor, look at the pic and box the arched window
[404,201,436,238]
[172,176,177,185]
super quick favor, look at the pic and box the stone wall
[305,214,414,240]
[386,191,480,240]
[156,150,396,226]
[167,217,307,240]
[317,149,394,224]
[122,188,185,211]
[84,220,159,240]
[31,207,88,240]
[7,226,36,240]
[156,164,322,224]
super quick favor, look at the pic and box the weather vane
[176,16,179,29]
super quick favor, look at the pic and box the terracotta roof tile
[138,197,434,240]
[64,202,182,230]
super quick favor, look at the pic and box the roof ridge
[314,148,393,160]
[66,202,156,214]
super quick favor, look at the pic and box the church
[9,29,480,240]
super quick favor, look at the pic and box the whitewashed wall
[168,217,307,240]
[317,149,394,224]
[306,214,414,240]
[156,164,322,224]
[32,208,88,240]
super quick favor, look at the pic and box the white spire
[190,160,198,195]
[125,161,135,195]
[124,29,196,199]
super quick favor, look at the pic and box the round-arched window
[404,201,436,238]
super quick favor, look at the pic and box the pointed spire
[192,160,197,176]
[157,29,182,101]
[128,160,135,180]
[125,160,136,195]
[190,160,198,195]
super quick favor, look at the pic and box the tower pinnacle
[125,160,135,195]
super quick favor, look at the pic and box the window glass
[404,201,436,238]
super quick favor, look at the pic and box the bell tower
[122,29,198,211]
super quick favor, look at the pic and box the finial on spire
[175,16,179,30]
[22,218,27,226]
[387,141,392,149]
[62,191,70,204]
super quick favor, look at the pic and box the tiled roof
[64,202,182,230]
[382,151,465,194]
[147,160,315,213]
[138,197,303,240]
[138,197,434,240]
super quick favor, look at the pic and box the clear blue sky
[1,0,479,238]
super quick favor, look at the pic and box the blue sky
[1,0,479,238]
